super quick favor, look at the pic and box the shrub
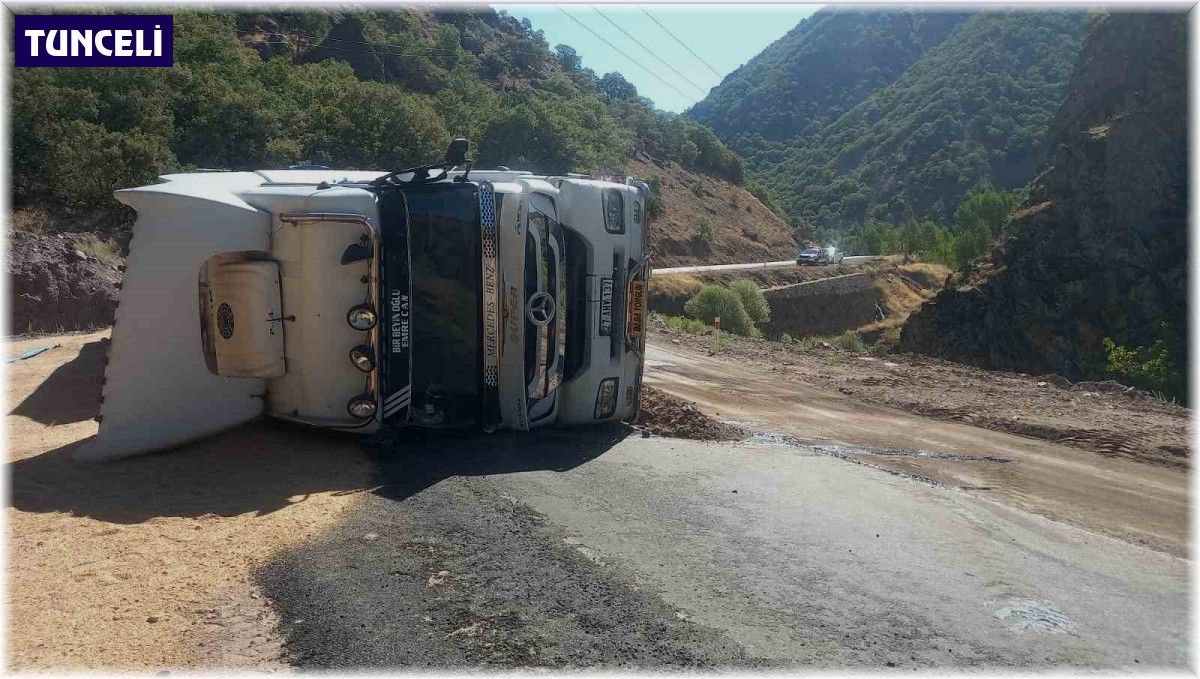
[1103,323,1185,401]
[791,335,824,351]
[680,139,699,166]
[778,332,794,344]
[693,216,715,245]
[728,279,771,324]
[683,284,753,336]
[661,314,711,335]
[645,172,663,220]
[831,330,866,353]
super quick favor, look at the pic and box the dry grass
[11,207,50,233]
[72,232,122,267]
[648,273,703,299]
[855,261,950,351]
[898,262,950,286]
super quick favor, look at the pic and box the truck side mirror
[445,138,469,167]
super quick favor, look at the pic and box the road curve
[653,256,876,276]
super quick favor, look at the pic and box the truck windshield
[406,185,482,428]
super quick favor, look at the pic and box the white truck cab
[80,140,650,460]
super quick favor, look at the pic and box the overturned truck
[80,140,650,460]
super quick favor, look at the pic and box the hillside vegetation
[689,10,1087,246]
[689,9,967,165]
[12,7,745,225]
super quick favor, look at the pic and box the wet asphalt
[257,425,1188,671]
[257,426,759,670]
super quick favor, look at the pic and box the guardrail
[652,256,877,276]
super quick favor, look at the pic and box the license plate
[627,280,645,341]
[598,277,613,336]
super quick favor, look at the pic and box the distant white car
[797,246,844,266]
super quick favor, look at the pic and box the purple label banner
[15,15,173,67]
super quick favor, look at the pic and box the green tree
[645,172,664,220]
[954,189,1019,235]
[554,44,581,71]
[693,216,715,244]
[598,71,638,102]
[49,121,175,206]
[680,140,700,166]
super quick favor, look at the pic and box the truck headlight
[349,345,376,373]
[594,377,619,419]
[347,394,377,419]
[347,304,377,331]
[602,189,625,234]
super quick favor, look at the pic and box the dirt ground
[6,324,1190,669]
[5,330,377,671]
[628,157,796,268]
[635,386,746,441]
[651,315,1190,469]
[646,318,1190,557]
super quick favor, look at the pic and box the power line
[554,6,697,105]
[638,7,724,79]
[589,6,709,97]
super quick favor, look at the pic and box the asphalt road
[258,426,1187,670]
[653,255,876,276]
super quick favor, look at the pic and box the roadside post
[712,316,721,353]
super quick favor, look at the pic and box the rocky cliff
[900,13,1187,396]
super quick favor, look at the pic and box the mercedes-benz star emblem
[526,291,556,327]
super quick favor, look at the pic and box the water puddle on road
[749,431,1014,492]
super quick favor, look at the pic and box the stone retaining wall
[759,273,877,338]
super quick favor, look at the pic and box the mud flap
[76,186,272,461]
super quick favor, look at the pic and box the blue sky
[493,4,822,113]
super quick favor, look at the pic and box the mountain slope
[775,12,1086,229]
[630,157,795,268]
[689,10,1088,242]
[899,13,1188,400]
[689,9,968,166]
[11,7,745,219]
